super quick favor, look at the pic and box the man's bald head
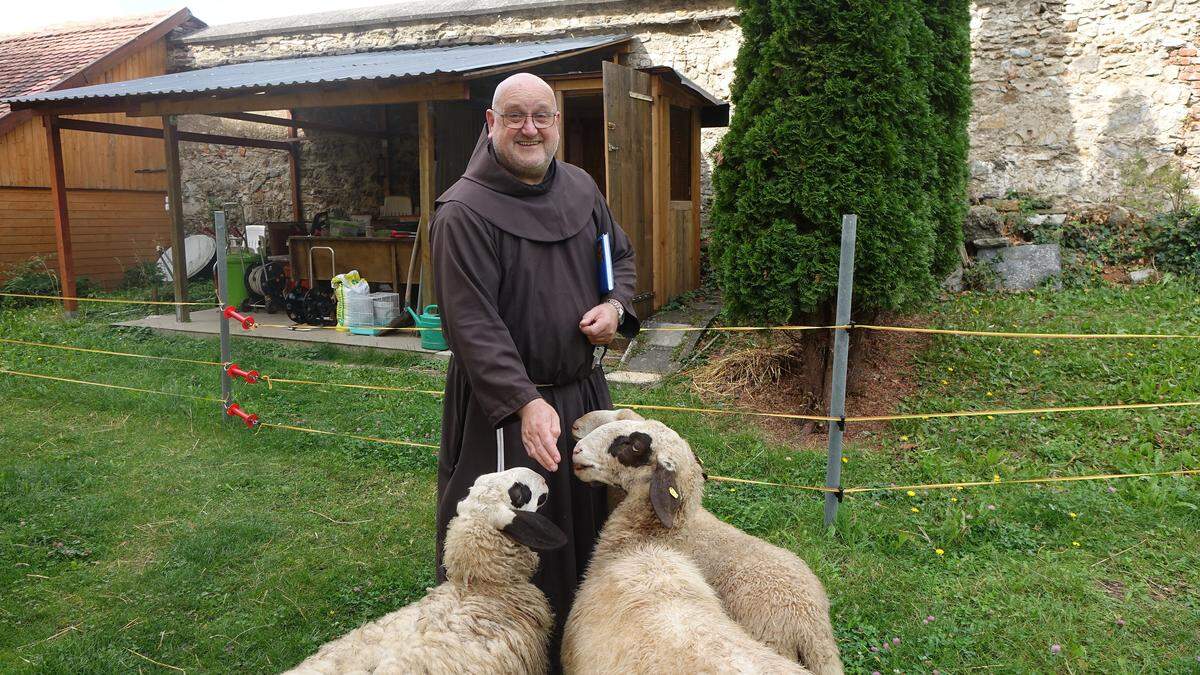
[486,72,560,185]
[492,72,555,110]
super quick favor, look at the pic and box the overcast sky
[5,0,386,34]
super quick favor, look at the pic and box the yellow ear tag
[668,487,680,500]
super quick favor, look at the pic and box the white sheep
[569,416,844,674]
[563,540,810,674]
[284,467,566,675]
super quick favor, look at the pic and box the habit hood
[436,126,599,242]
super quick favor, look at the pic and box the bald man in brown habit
[430,72,641,664]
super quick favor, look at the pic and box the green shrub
[0,256,97,306]
[921,0,972,276]
[710,0,970,324]
[1118,154,1194,216]
[120,261,165,290]
[1151,210,1200,275]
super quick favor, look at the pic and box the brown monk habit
[431,127,639,661]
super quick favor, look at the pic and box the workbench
[289,236,417,291]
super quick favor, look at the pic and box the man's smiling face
[486,73,560,184]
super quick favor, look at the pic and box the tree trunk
[846,310,878,398]
[788,302,836,416]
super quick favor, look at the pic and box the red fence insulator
[223,363,260,384]
[224,402,260,429]
[222,305,256,330]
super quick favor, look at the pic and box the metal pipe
[215,210,232,421]
[823,214,857,527]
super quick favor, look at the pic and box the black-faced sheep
[569,416,844,674]
[284,468,566,675]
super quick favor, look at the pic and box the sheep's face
[570,408,645,440]
[457,468,565,552]
[572,419,703,528]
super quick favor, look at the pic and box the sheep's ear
[615,409,645,422]
[502,511,567,552]
[649,463,682,529]
[608,431,653,467]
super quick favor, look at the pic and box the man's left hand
[579,303,619,345]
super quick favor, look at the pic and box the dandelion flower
[935,548,944,556]
[1069,512,1077,519]
[940,379,949,385]
[986,391,994,396]
[993,473,1001,482]
[1073,541,1081,547]
[841,456,848,463]
[911,507,920,513]
[907,490,916,497]
[900,435,910,442]
[947,367,954,373]
[987,415,995,420]
[1033,349,1042,356]
[951,497,958,502]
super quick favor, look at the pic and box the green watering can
[406,304,448,351]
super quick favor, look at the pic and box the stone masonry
[168,0,1200,230]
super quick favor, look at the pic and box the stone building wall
[969,0,1200,205]
[171,0,1200,230]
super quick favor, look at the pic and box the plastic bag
[332,270,371,330]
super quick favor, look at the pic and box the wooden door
[602,61,654,317]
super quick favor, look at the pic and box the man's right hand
[518,398,561,472]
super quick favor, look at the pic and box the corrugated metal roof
[5,34,630,106]
[182,0,628,45]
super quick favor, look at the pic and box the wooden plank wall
[650,79,702,308]
[0,41,167,190]
[0,39,170,286]
[0,187,169,287]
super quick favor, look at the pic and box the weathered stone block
[965,205,1004,240]
[977,244,1063,291]
[973,237,1010,249]
[1129,268,1159,284]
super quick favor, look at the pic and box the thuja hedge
[711,0,972,324]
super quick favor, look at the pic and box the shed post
[417,101,436,305]
[288,110,304,224]
[43,115,77,316]
[162,115,190,322]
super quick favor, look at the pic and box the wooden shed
[0,9,199,288]
[5,34,727,318]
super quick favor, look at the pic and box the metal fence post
[215,210,232,422]
[823,214,857,527]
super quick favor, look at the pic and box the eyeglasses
[492,110,559,129]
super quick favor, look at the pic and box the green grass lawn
[2,282,1199,673]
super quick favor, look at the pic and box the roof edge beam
[212,112,389,139]
[127,80,469,117]
[54,117,296,151]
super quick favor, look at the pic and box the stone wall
[969,0,1200,204]
[171,0,1200,231]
